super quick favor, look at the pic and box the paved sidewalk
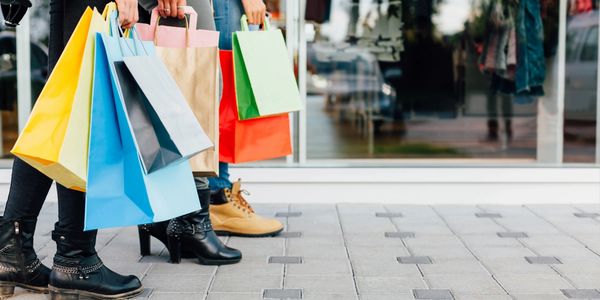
[3,203,600,300]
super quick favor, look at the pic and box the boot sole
[48,285,143,299]
[0,281,48,298]
[196,256,242,266]
[214,228,284,238]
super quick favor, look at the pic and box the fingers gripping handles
[240,14,271,32]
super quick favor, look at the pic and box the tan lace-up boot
[209,180,284,237]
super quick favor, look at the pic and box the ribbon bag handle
[240,14,270,32]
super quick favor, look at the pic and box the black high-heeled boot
[137,221,168,256]
[0,217,51,298]
[138,222,196,258]
[166,188,242,265]
[48,229,142,299]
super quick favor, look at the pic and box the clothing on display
[480,0,545,96]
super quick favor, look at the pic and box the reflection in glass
[564,1,598,163]
[306,0,559,160]
[0,3,48,158]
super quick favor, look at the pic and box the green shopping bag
[233,15,302,120]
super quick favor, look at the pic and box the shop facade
[0,0,599,203]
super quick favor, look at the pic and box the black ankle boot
[0,217,51,297]
[138,221,168,256]
[49,229,142,299]
[166,189,242,265]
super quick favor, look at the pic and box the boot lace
[226,188,254,214]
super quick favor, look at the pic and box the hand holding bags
[11,4,115,191]
[137,6,221,176]
[233,15,302,120]
[85,13,201,230]
[219,50,292,163]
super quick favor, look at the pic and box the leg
[2,158,53,220]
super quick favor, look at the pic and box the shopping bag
[232,15,302,120]
[219,50,292,163]
[85,20,200,230]
[11,4,114,191]
[137,7,220,177]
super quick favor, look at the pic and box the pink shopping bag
[136,7,221,176]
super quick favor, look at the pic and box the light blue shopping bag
[85,15,200,230]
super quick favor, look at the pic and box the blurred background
[0,0,598,165]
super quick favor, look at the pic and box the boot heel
[49,290,79,300]
[167,235,182,264]
[0,283,15,298]
[138,226,151,256]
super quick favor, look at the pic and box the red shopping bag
[219,50,292,163]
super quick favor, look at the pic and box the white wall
[1,167,598,204]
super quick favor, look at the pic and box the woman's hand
[157,0,186,19]
[115,0,139,29]
[242,0,266,25]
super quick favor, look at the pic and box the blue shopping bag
[85,17,200,230]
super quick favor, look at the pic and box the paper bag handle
[149,6,198,30]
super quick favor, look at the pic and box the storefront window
[305,0,560,160]
[0,3,49,158]
[563,1,598,163]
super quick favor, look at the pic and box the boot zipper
[14,221,25,278]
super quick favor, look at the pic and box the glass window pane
[306,0,559,160]
[564,7,598,163]
[0,3,49,158]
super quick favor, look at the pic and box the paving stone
[217,258,284,276]
[287,244,348,259]
[142,274,211,293]
[494,274,572,294]
[375,212,403,218]
[275,212,302,218]
[483,258,558,275]
[497,232,529,238]
[419,260,488,276]
[573,213,600,218]
[301,294,358,300]
[511,295,569,300]
[268,256,303,264]
[206,293,262,300]
[426,274,506,295]
[385,232,416,238]
[397,256,433,264]
[561,289,600,299]
[413,289,454,299]
[263,289,302,299]
[525,256,562,264]
[285,275,355,295]
[151,293,206,300]
[211,275,281,293]
[475,213,502,218]
[352,260,422,277]
[277,231,303,238]
[286,258,351,276]
[470,246,535,259]
[356,276,426,293]
[359,294,415,300]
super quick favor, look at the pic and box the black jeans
[3,0,111,234]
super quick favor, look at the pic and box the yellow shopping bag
[11,4,115,192]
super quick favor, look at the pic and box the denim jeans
[208,0,244,191]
